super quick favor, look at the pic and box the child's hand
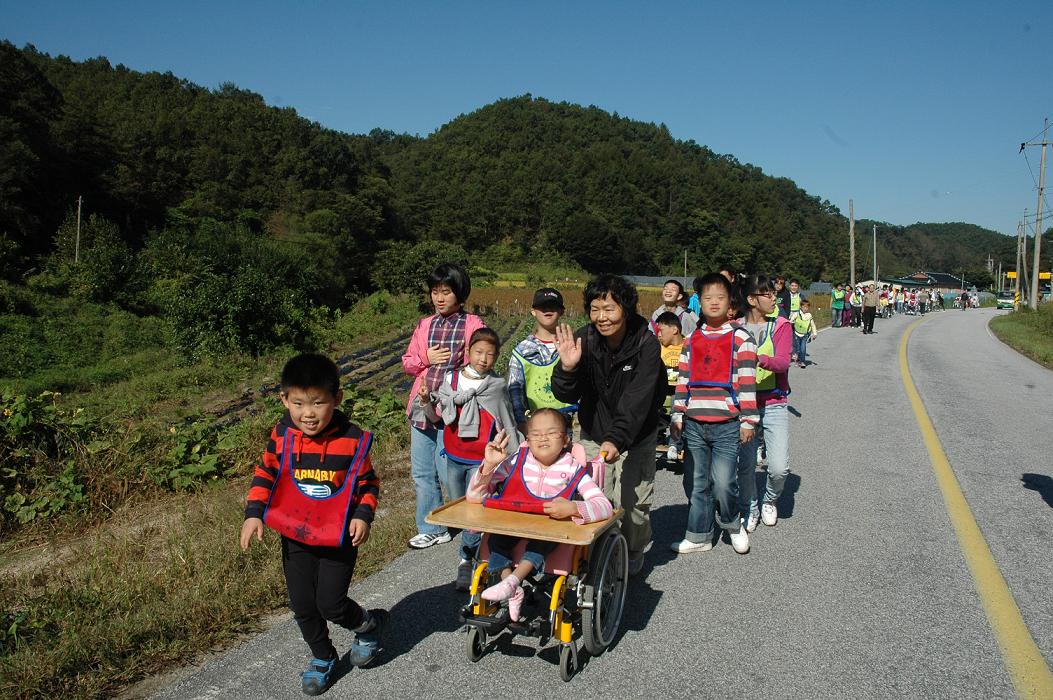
[543,497,579,520]
[426,344,451,366]
[739,425,755,444]
[348,518,371,547]
[240,517,264,550]
[669,422,682,442]
[481,429,510,473]
[555,323,583,371]
[417,383,431,404]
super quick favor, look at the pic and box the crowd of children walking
[239,262,820,694]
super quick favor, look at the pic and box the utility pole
[1021,119,1049,308]
[75,195,83,263]
[849,199,855,287]
[1015,221,1023,303]
[872,224,877,284]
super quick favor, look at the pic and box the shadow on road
[778,473,802,519]
[366,578,468,669]
[1022,473,1053,509]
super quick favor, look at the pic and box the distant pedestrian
[862,284,878,334]
[851,285,864,327]
[688,276,703,316]
[831,283,845,328]
[792,299,818,367]
[650,279,698,337]
[775,276,791,319]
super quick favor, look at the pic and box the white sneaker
[665,445,678,461]
[408,531,452,549]
[761,503,778,527]
[729,527,750,554]
[745,511,760,533]
[669,538,713,554]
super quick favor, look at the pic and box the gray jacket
[427,371,522,452]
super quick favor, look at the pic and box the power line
[1022,149,1053,214]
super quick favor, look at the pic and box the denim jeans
[793,333,808,365]
[410,425,448,536]
[486,534,557,574]
[831,308,842,327]
[737,436,759,526]
[682,419,741,542]
[759,403,790,505]
[445,457,481,560]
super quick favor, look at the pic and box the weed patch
[989,305,1053,369]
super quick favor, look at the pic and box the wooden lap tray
[426,498,622,546]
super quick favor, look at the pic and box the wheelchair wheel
[581,528,628,655]
[466,626,486,662]
[559,643,576,682]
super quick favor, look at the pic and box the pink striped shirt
[466,450,613,524]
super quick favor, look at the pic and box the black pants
[851,307,861,326]
[862,306,876,333]
[282,536,365,660]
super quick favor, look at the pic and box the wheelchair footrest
[460,606,549,638]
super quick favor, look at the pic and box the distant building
[881,271,967,290]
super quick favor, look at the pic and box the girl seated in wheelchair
[465,409,613,620]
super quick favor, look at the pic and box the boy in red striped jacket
[669,273,759,556]
[239,353,385,696]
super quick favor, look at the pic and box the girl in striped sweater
[670,273,759,555]
[466,409,613,620]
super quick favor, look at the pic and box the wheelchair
[426,456,627,682]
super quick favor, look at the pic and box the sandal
[300,657,336,696]
[349,609,389,668]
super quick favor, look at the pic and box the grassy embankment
[989,304,1053,369]
[0,290,426,698]
[0,279,605,699]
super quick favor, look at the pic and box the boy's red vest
[263,429,372,547]
[484,447,586,515]
[442,372,497,465]
[687,330,738,406]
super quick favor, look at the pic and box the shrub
[370,240,470,295]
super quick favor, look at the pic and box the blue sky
[2,1,1050,237]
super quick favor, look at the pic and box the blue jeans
[486,535,557,574]
[445,457,481,560]
[831,307,842,327]
[793,333,809,365]
[759,403,790,505]
[410,425,448,536]
[738,436,759,525]
[682,419,742,542]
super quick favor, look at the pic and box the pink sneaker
[507,585,525,621]
[481,576,519,603]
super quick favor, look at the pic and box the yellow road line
[900,319,1053,698]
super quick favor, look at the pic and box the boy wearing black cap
[507,288,576,433]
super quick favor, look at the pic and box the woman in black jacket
[552,274,666,575]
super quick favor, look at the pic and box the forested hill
[384,96,848,279]
[2,42,1017,296]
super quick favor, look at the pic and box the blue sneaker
[300,657,336,696]
[349,609,389,667]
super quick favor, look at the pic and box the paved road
[153,308,1053,699]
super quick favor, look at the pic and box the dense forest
[1,41,1028,360]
